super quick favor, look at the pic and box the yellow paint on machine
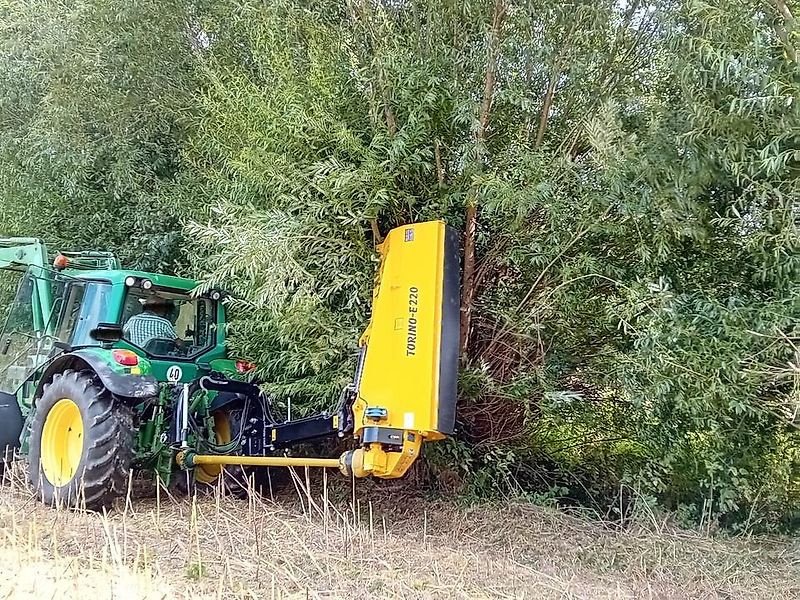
[189,454,341,469]
[356,221,452,443]
[179,221,459,482]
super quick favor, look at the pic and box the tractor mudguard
[0,391,23,460]
[34,350,159,403]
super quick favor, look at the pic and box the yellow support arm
[182,453,342,469]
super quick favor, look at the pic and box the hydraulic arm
[178,220,461,479]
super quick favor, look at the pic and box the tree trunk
[534,58,562,149]
[370,219,384,245]
[382,74,398,136]
[460,0,506,359]
[434,138,445,187]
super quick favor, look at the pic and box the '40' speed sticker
[166,365,183,382]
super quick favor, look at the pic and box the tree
[0,0,198,271]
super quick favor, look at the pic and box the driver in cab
[123,296,183,351]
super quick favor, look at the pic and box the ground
[0,467,797,599]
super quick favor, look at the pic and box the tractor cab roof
[66,269,199,292]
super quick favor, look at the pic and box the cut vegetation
[0,466,797,599]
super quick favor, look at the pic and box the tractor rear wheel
[28,370,134,510]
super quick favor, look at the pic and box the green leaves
[0,0,797,529]
[0,0,196,271]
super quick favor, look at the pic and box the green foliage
[0,0,797,530]
[0,0,198,271]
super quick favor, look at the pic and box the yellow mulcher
[179,220,460,481]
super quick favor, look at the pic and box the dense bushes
[0,0,797,530]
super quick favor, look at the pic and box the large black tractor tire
[0,391,23,476]
[28,370,134,510]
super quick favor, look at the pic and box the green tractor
[0,221,460,509]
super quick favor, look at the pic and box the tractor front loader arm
[0,238,55,334]
[0,238,48,273]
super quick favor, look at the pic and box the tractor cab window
[121,289,216,359]
[69,282,112,347]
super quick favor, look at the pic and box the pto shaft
[181,452,342,470]
[178,452,339,469]
[179,431,423,480]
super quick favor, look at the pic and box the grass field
[0,465,797,599]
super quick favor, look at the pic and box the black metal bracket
[195,373,355,453]
[265,414,340,449]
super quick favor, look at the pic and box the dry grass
[0,463,797,599]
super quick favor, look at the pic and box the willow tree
[612,0,800,529]
[0,0,796,528]
[0,0,197,270]
[181,0,798,527]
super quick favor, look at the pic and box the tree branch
[382,72,398,136]
[370,219,384,244]
[534,20,577,149]
[434,137,445,187]
[534,57,563,149]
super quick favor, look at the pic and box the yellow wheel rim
[40,399,84,487]
[195,411,232,484]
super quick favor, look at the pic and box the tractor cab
[77,270,227,362]
[108,272,229,382]
[118,279,218,359]
[0,260,228,397]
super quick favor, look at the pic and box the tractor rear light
[53,254,69,270]
[235,360,256,374]
[112,349,139,367]
[141,279,153,290]
[124,276,137,287]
